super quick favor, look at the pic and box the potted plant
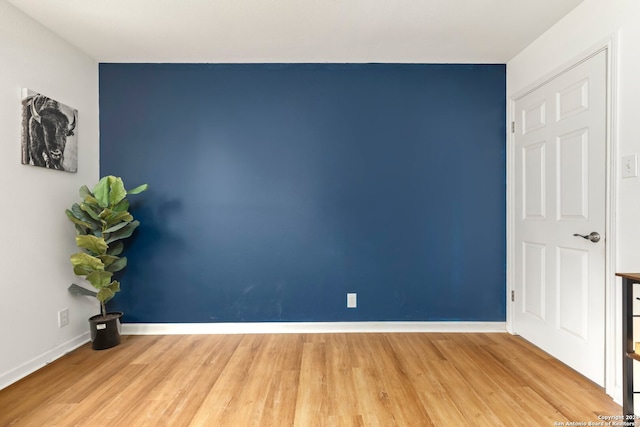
[66,175,148,350]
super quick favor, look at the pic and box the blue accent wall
[99,63,506,323]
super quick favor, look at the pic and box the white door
[513,50,607,386]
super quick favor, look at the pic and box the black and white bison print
[21,91,78,173]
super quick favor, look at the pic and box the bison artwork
[21,91,78,173]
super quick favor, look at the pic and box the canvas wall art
[21,89,78,173]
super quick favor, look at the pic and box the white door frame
[506,35,619,400]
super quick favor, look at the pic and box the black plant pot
[89,312,123,350]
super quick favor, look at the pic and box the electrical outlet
[622,154,638,178]
[58,308,69,327]
[347,293,357,308]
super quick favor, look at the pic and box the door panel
[557,79,589,120]
[523,241,546,321]
[556,246,588,339]
[523,142,546,219]
[523,101,546,134]
[557,129,588,219]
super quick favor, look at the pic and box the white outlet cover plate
[58,309,69,327]
[622,154,638,178]
[347,293,357,308]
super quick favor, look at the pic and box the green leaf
[105,220,139,244]
[80,202,102,221]
[73,264,96,276]
[79,185,92,200]
[96,280,120,303]
[66,209,93,229]
[70,252,104,271]
[98,208,111,220]
[113,198,130,213]
[71,204,98,229]
[107,241,124,256]
[106,256,127,272]
[103,221,130,234]
[102,211,133,228]
[109,280,121,293]
[93,176,110,208]
[127,183,149,195]
[76,235,107,255]
[86,270,113,290]
[68,283,97,298]
[97,254,119,268]
[83,194,101,205]
[96,287,115,303]
[108,176,127,207]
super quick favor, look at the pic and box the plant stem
[101,301,107,318]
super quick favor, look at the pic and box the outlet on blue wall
[99,63,506,323]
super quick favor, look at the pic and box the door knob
[573,232,601,243]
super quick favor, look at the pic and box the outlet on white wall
[58,308,69,328]
[347,293,357,308]
[622,154,638,178]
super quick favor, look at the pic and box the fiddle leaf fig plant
[66,176,148,319]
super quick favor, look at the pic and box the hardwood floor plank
[482,334,612,422]
[0,333,620,426]
[293,340,328,426]
[386,334,476,426]
[430,336,507,426]
[440,335,530,426]
[259,368,298,427]
[364,335,436,426]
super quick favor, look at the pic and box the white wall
[0,1,99,389]
[507,0,640,402]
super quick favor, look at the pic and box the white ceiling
[6,0,583,63]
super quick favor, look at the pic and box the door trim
[506,35,618,400]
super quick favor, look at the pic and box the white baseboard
[122,321,507,335]
[611,385,622,405]
[0,332,90,392]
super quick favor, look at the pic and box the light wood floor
[0,333,620,426]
